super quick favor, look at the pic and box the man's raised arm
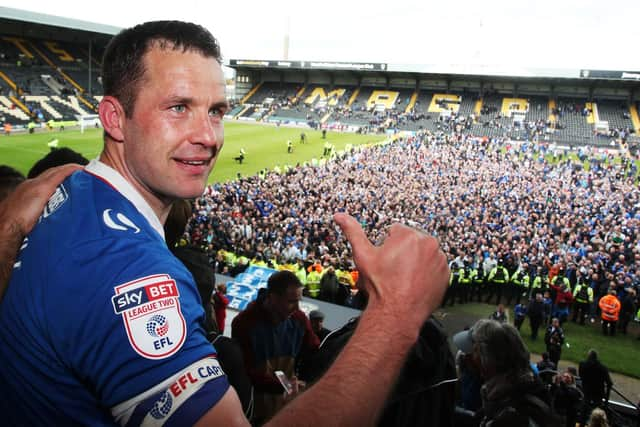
[0,164,82,298]
[266,213,449,426]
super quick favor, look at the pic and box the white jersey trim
[85,159,165,240]
[111,357,225,426]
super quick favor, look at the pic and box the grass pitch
[443,302,640,379]
[0,122,385,183]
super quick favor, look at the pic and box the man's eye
[171,105,186,113]
[209,108,224,118]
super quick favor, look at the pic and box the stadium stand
[0,95,30,122]
[0,11,112,131]
[242,81,300,105]
[596,99,636,137]
[524,96,549,122]
[224,104,246,120]
[554,97,595,141]
[0,10,638,148]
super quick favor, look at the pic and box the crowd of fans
[247,88,639,151]
[182,130,640,334]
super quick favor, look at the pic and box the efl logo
[112,274,186,359]
[143,358,225,423]
[150,391,173,420]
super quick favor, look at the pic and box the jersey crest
[43,184,68,218]
[112,274,186,359]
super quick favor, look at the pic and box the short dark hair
[102,20,222,117]
[267,270,302,296]
[0,165,25,202]
[27,148,89,179]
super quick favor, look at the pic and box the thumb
[334,213,372,259]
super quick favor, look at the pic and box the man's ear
[99,96,126,142]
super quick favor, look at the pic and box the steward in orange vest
[598,290,621,336]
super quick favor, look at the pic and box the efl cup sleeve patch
[111,357,229,427]
[112,274,186,360]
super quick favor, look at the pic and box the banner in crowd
[225,266,318,315]
[225,265,274,311]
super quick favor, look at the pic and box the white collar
[85,159,165,240]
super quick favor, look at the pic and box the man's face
[269,285,302,322]
[120,46,227,210]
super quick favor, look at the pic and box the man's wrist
[360,303,422,346]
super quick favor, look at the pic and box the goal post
[76,114,101,133]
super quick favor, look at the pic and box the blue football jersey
[0,160,229,426]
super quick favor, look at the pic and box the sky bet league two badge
[112,274,186,359]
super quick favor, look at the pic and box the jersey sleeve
[46,237,229,426]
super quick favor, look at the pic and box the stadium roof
[0,6,119,43]
[229,58,640,84]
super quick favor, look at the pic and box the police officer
[509,264,530,306]
[571,275,594,325]
[531,267,549,296]
[472,264,486,302]
[486,260,509,305]
[306,264,322,298]
[459,261,473,304]
[444,263,461,306]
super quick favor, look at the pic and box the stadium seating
[0,31,103,127]
[0,95,30,122]
[241,82,301,106]
[524,96,549,122]
[554,97,592,138]
[1,30,638,146]
[596,100,635,135]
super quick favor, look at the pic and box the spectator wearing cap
[309,310,331,341]
[453,319,560,426]
[536,352,557,385]
[453,326,483,417]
